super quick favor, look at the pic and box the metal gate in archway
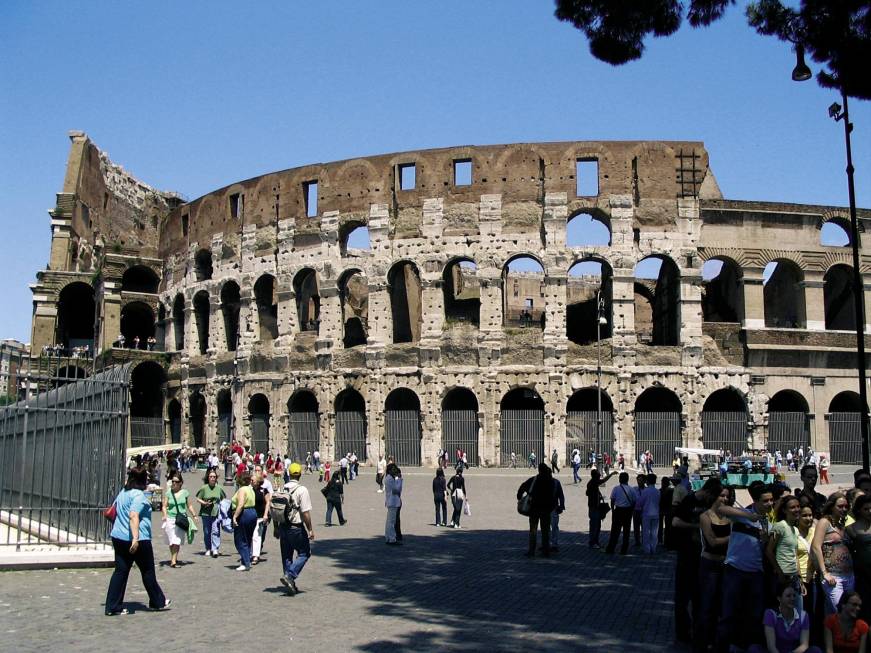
[442,410,479,466]
[634,412,682,466]
[566,411,614,463]
[701,411,749,455]
[767,412,810,454]
[386,409,421,466]
[288,412,319,462]
[335,410,366,462]
[250,415,269,454]
[828,412,862,464]
[500,409,545,467]
[169,417,181,444]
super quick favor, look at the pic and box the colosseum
[27,131,871,467]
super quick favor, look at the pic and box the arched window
[821,219,851,247]
[384,388,422,466]
[57,282,95,351]
[293,268,320,332]
[442,388,479,466]
[248,394,270,453]
[130,361,166,447]
[216,389,232,443]
[566,211,611,247]
[634,256,681,345]
[172,294,185,351]
[339,270,368,348]
[220,281,241,351]
[634,387,682,465]
[193,290,210,355]
[443,259,480,327]
[254,275,278,341]
[499,388,544,466]
[702,257,744,323]
[700,388,749,455]
[567,259,612,345]
[194,249,213,281]
[190,391,206,448]
[503,255,545,329]
[764,260,806,328]
[767,390,810,453]
[828,391,866,464]
[120,302,155,349]
[288,391,319,462]
[121,266,159,294]
[388,262,422,344]
[824,264,857,331]
[566,388,614,462]
[340,223,371,255]
[335,388,366,461]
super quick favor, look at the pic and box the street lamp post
[596,291,606,468]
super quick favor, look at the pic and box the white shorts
[163,518,186,546]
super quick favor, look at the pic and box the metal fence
[250,414,269,454]
[0,353,128,548]
[442,409,479,466]
[566,411,614,463]
[335,410,367,462]
[701,411,750,456]
[217,414,231,445]
[767,412,810,454]
[288,412,319,462]
[385,409,421,466]
[635,412,682,467]
[828,412,863,464]
[500,408,544,467]
[130,416,164,448]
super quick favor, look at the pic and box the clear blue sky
[2,1,869,343]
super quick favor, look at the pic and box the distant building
[0,339,28,402]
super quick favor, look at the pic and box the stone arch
[634,386,683,466]
[194,248,213,281]
[254,274,278,341]
[189,390,206,448]
[443,257,480,326]
[293,268,320,332]
[339,221,371,254]
[441,387,480,466]
[702,256,744,323]
[502,254,546,329]
[57,282,95,351]
[121,265,159,294]
[387,261,422,344]
[287,390,319,461]
[499,387,545,467]
[824,264,857,331]
[384,387,422,466]
[820,215,853,247]
[634,255,681,345]
[193,290,210,355]
[248,393,270,453]
[168,398,182,444]
[120,301,155,349]
[339,268,368,348]
[566,387,614,462]
[767,390,811,453]
[828,391,867,464]
[335,387,367,462]
[567,257,612,344]
[566,209,611,247]
[701,387,749,455]
[764,259,806,328]
[220,281,241,351]
[172,294,185,351]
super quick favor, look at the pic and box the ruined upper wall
[158,141,717,259]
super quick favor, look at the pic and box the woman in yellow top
[231,471,257,571]
[796,503,816,599]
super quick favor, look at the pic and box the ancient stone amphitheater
[28,132,871,466]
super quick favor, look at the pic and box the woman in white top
[384,463,403,544]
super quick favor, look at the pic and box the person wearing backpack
[278,462,314,595]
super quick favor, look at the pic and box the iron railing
[442,409,479,466]
[385,409,422,466]
[500,408,545,467]
[829,412,863,464]
[767,412,810,454]
[634,412,682,467]
[701,411,750,457]
[289,412,319,462]
[130,416,165,448]
[335,410,366,462]
[566,411,614,464]
[250,415,270,454]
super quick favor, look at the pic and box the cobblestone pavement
[0,465,858,652]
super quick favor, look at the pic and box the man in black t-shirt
[794,464,826,517]
[585,468,616,548]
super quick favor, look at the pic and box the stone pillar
[48,217,73,271]
[368,204,390,255]
[30,293,58,354]
[742,268,766,329]
[101,282,122,354]
[680,266,704,366]
[184,301,197,357]
[543,192,567,249]
[208,288,222,354]
[421,198,443,242]
[276,279,295,343]
[864,275,871,334]
[238,289,255,351]
[543,274,567,366]
[318,283,342,353]
[367,281,390,350]
[804,270,826,331]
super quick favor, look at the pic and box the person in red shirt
[824,591,869,653]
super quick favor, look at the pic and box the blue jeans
[821,573,855,615]
[572,463,581,483]
[451,497,463,526]
[233,508,257,568]
[201,515,221,552]
[325,500,345,525]
[695,557,724,651]
[550,511,560,548]
[434,498,447,525]
[279,524,310,580]
[105,538,165,613]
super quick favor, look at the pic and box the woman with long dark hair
[813,492,855,615]
[195,468,226,558]
[105,467,170,615]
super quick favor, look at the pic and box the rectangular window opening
[453,159,472,186]
[398,163,416,191]
[229,193,243,219]
[181,214,189,238]
[576,159,599,196]
[304,181,318,218]
[525,298,533,309]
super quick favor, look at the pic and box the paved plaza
[0,465,856,652]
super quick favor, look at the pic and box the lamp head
[598,317,608,326]
[791,44,812,82]
[829,102,843,120]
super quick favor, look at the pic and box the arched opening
[385,388,422,466]
[503,255,546,329]
[339,270,368,348]
[500,388,545,467]
[220,281,241,351]
[254,275,278,341]
[566,211,611,247]
[172,294,185,351]
[130,362,166,447]
[340,222,371,254]
[634,255,681,345]
[293,268,320,333]
[193,290,210,355]
[700,388,749,455]
[288,391,319,462]
[566,388,614,463]
[764,260,806,328]
[335,388,366,462]
[702,257,744,323]
[168,399,182,445]
[634,387,682,466]
[120,302,155,349]
[248,394,270,454]
[824,264,857,331]
[194,249,213,281]
[121,266,159,294]
[821,219,851,247]
[768,390,810,454]
[828,391,866,464]
[190,391,206,448]
[443,259,480,327]
[57,282,95,352]
[441,388,479,466]
[388,261,422,344]
[566,259,612,344]
[216,389,232,444]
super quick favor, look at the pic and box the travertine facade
[29,132,871,465]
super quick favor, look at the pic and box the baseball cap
[289,462,303,476]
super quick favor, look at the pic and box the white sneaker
[235,565,249,571]
[377,489,383,493]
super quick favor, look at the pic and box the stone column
[276,279,295,344]
[543,192,567,249]
[48,217,73,271]
[238,288,255,351]
[804,270,826,331]
[30,292,58,354]
[543,274,567,366]
[742,267,766,329]
[101,282,122,354]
